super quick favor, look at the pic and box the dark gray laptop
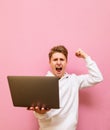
[7,76,60,109]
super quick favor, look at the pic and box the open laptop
[7,76,60,109]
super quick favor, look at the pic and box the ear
[66,58,68,63]
[49,59,51,64]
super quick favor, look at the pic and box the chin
[56,74,62,78]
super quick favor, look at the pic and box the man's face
[49,52,67,78]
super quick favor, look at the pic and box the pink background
[0,0,109,130]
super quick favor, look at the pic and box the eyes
[53,58,65,61]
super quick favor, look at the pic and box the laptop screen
[7,76,60,109]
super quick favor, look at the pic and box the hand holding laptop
[27,105,51,114]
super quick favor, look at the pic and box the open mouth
[56,67,62,72]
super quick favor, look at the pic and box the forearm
[85,56,103,83]
[78,56,103,88]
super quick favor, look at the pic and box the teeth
[56,67,62,71]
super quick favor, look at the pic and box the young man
[28,45,103,130]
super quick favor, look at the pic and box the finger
[41,104,50,111]
[45,108,51,111]
[27,106,34,110]
[41,107,45,110]
[34,107,45,114]
[34,106,39,111]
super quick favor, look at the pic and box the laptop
[7,76,60,109]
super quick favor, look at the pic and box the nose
[57,59,61,65]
